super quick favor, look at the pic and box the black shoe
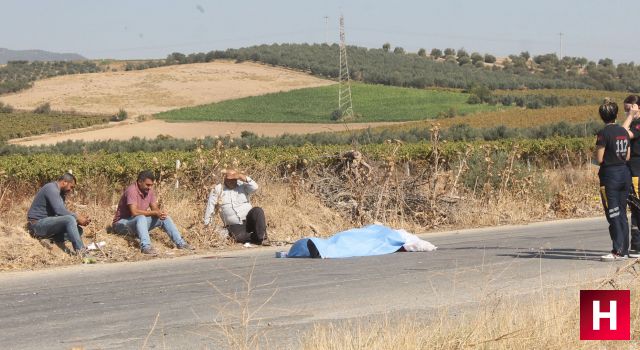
[258,239,271,246]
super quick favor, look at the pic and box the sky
[1,0,638,63]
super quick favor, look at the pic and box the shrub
[0,102,14,113]
[467,94,482,104]
[331,109,343,121]
[111,108,128,122]
[33,102,51,114]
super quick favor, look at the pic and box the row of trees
[0,60,101,95]
[465,85,593,108]
[0,120,601,156]
[130,43,640,91]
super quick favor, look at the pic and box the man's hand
[225,171,247,182]
[77,214,91,226]
[631,104,640,119]
[159,210,168,220]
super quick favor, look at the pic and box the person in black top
[621,95,640,257]
[596,99,632,261]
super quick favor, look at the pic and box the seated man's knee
[132,215,148,225]
[253,207,264,215]
[62,215,78,224]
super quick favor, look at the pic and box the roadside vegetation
[300,266,640,349]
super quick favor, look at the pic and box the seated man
[203,169,268,245]
[112,170,194,255]
[27,173,91,255]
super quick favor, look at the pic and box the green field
[154,83,505,123]
[0,112,109,141]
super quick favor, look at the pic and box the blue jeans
[113,215,185,249]
[30,215,84,251]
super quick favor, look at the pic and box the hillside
[0,61,334,116]
[127,44,640,91]
[0,48,85,63]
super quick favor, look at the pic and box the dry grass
[0,60,334,117]
[300,261,640,350]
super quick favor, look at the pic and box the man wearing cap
[203,169,268,245]
[27,173,91,255]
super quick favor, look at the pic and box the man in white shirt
[203,169,268,244]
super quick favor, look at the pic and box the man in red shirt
[112,170,193,255]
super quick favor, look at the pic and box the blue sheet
[287,224,406,258]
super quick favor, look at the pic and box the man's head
[624,95,640,113]
[136,170,155,194]
[57,173,76,194]
[223,169,239,189]
[599,98,619,123]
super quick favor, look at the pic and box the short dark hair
[58,172,77,184]
[137,170,155,182]
[623,95,640,105]
[599,98,618,123]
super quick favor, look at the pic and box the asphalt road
[0,217,627,349]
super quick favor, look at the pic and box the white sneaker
[629,251,640,259]
[601,253,627,262]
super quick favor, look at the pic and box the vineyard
[0,112,110,141]
[0,137,594,185]
[492,88,630,101]
[374,105,600,132]
[154,83,504,123]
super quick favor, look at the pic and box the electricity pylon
[338,15,354,120]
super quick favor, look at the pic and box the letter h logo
[580,290,630,340]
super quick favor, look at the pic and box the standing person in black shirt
[622,94,640,258]
[596,99,632,261]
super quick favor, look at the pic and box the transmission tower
[338,15,354,120]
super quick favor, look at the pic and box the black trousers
[628,158,640,251]
[227,207,267,244]
[599,165,631,255]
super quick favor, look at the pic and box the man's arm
[624,104,640,139]
[204,186,220,225]
[240,175,259,195]
[127,204,160,217]
[43,185,75,217]
[595,145,605,164]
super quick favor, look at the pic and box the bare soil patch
[0,61,334,116]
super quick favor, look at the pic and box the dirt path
[0,61,334,116]
[9,119,403,145]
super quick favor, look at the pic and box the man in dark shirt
[596,100,632,261]
[621,96,640,255]
[27,173,91,254]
